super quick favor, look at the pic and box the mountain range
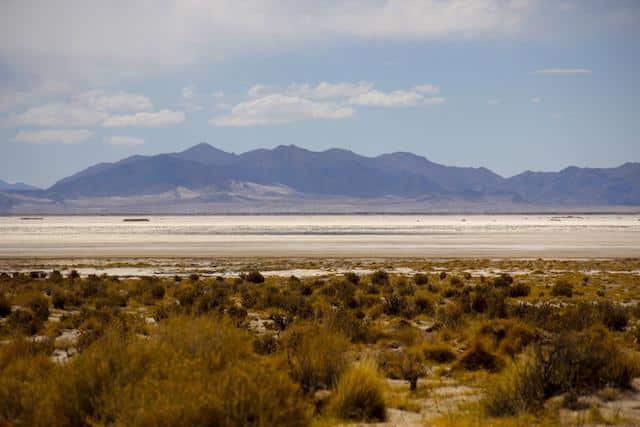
[0,179,39,192]
[1,143,639,214]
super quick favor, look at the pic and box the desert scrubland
[1,257,640,426]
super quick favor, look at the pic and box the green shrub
[329,360,386,422]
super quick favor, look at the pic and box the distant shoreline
[2,210,640,217]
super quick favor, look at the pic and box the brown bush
[457,339,503,372]
[282,323,349,394]
[329,360,386,422]
[421,343,457,363]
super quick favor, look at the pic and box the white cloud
[181,85,202,111]
[74,90,152,112]
[14,129,92,144]
[349,90,444,107]
[213,81,444,125]
[532,68,592,75]
[412,85,440,95]
[531,96,541,103]
[0,1,635,87]
[2,90,157,127]
[102,110,186,127]
[182,85,196,101]
[248,84,271,98]
[4,103,108,127]
[286,82,373,99]
[104,135,144,145]
[487,99,502,105]
[211,94,354,127]
[0,0,565,84]
[212,90,225,98]
[0,81,71,113]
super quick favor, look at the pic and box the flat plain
[2,215,640,426]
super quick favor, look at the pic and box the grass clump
[282,323,349,394]
[328,359,386,422]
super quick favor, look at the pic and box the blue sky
[0,0,638,188]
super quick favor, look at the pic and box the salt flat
[0,214,638,258]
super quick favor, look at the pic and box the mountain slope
[504,162,640,205]
[41,143,640,206]
[0,179,39,191]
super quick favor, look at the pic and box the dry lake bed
[0,214,639,258]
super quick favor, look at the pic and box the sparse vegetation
[0,258,639,425]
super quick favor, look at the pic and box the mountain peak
[176,143,236,165]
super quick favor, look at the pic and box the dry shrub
[478,319,540,357]
[551,279,573,297]
[0,292,11,317]
[482,348,545,417]
[244,270,265,283]
[482,326,640,417]
[437,303,464,329]
[457,339,503,372]
[421,343,457,363]
[413,291,435,315]
[0,316,311,427]
[282,322,349,394]
[6,309,43,335]
[507,282,531,298]
[414,273,429,286]
[328,359,386,422]
[399,347,427,391]
[326,308,374,343]
[371,270,389,285]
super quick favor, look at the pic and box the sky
[0,0,638,188]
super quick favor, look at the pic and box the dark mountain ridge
[33,143,640,206]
